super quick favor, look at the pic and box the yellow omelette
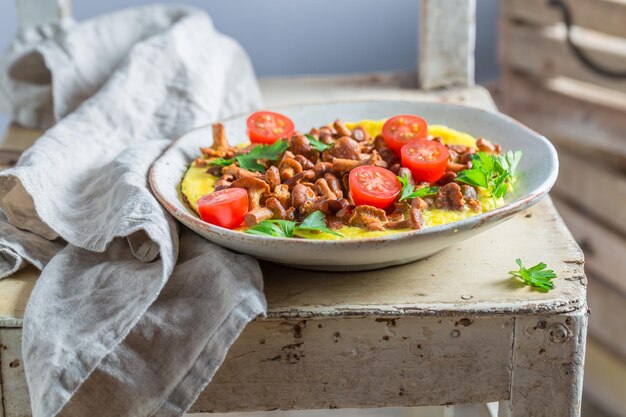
[180,121,498,239]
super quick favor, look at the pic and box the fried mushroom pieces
[348,206,388,231]
[199,120,496,234]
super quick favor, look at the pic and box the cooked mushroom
[409,207,424,229]
[289,134,316,161]
[284,207,296,221]
[326,199,347,214]
[411,197,428,211]
[328,137,361,160]
[351,126,369,142]
[324,173,343,199]
[476,137,499,154]
[348,205,388,231]
[284,170,316,189]
[315,178,338,200]
[223,164,264,180]
[308,198,331,215]
[386,218,412,229]
[397,167,415,185]
[265,166,281,191]
[461,185,478,200]
[278,157,303,181]
[266,196,287,219]
[319,126,335,144]
[291,183,316,213]
[211,123,229,151]
[230,177,270,210]
[436,171,457,185]
[447,161,467,172]
[245,207,274,226]
[294,154,315,170]
[435,183,465,211]
[271,184,291,208]
[373,135,388,151]
[214,178,232,191]
[332,158,364,173]
[334,119,352,137]
[313,161,333,178]
[336,204,355,221]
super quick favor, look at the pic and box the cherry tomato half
[382,114,428,154]
[400,140,449,183]
[246,111,295,144]
[197,188,249,229]
[349,165,402,209]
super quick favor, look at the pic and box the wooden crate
[498,1,626,416]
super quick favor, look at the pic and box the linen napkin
[0,5,266,417]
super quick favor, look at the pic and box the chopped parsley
[456,150,522,203]
[509,258,556,292]
[210,140,289,173]
[246,210,342,238]
[305,134,332,152]
[397,173,439,202]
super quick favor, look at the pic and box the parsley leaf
[210,158,236,167]
[305,134,332,152]
[456,150,523,203]
[509,258,556,292]
[245,211,342,238]
[210,140,289,172]
[245,221,290,238]
[295,210,342,237]
[397,173,439,202]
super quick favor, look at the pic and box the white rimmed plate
[149,101,558,271]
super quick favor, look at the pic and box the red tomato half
[349,166,401,209]
[246,111,295,144]
[197,188,249,229]
[401,140,449,183]
[382,114,428,154]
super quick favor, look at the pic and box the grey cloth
[0,5,266,417]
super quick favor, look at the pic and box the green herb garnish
[305,134,332,152]
[210,140,289,173]
[397,173,439,202]
[245,219,295,238]
[456,150,522,203]
[246,210,342,238]
[509,258,556,292]
[210,158,236,167]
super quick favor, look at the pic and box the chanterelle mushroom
[348,205,388,231]
[211,123,229,151]
[278,157,303,181]
[230,177,270,210]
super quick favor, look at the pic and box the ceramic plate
[149,100,558,271]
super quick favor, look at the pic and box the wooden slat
[584,338,626,417]
[0,124,41,152]
[498,311,587,417]
[587,274,626,361]
[553,150,626,236]
[553,197,626,295]
[501,73,626,165]
[0,329,30,417]
[504,24,626,94]
[192,316,513,412]
[419,0,475,89]
[502,0,626,39]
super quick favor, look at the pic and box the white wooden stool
[0,1,588,417]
